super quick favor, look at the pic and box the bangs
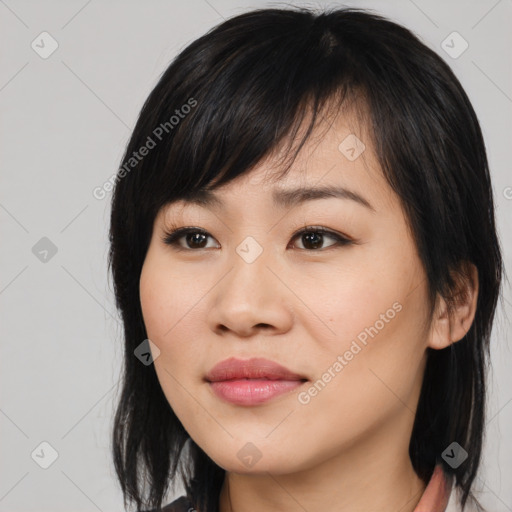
[122,8,372,214]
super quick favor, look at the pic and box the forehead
[163,104,398,217]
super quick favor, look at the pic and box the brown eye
[184,232,208,248]
[162,228,218,250]
[289,227,352,251]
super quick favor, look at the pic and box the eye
[161,227,218,250]
[289,226,352,251]
[161,226,352,251]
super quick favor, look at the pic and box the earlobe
[427,262,479,350]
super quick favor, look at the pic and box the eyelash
[160,225,353,252]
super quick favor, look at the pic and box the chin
[202,441,311,475]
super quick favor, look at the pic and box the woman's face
[139,113,434,474]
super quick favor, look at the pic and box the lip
[205,357,306,382]
[205,357,308,406]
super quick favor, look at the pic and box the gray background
[1,0,511,510]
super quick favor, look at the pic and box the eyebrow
[177,185,375,212]
[272,185,375,212]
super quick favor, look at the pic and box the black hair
[108,6,503,512]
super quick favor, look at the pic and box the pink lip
[205,357,307,406]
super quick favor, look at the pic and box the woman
[109,6,503,512]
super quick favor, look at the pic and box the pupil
[188,233,207,248]
[304,232,322,249]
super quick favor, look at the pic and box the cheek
[139,252,203,341]
[290,240,429,411]
[139,251,212,388]
[139,256,208,432]
[288,254,410,359]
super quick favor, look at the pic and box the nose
[206,244,294,338]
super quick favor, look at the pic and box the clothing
[156,465,463,512]
[159,496,195,511]
[413,465,453,511]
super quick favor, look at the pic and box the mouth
[205,357,308,406]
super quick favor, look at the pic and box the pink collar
[413,465,453,512]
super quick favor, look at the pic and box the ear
[428,262,479,350]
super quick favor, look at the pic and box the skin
[139,109,478,512]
